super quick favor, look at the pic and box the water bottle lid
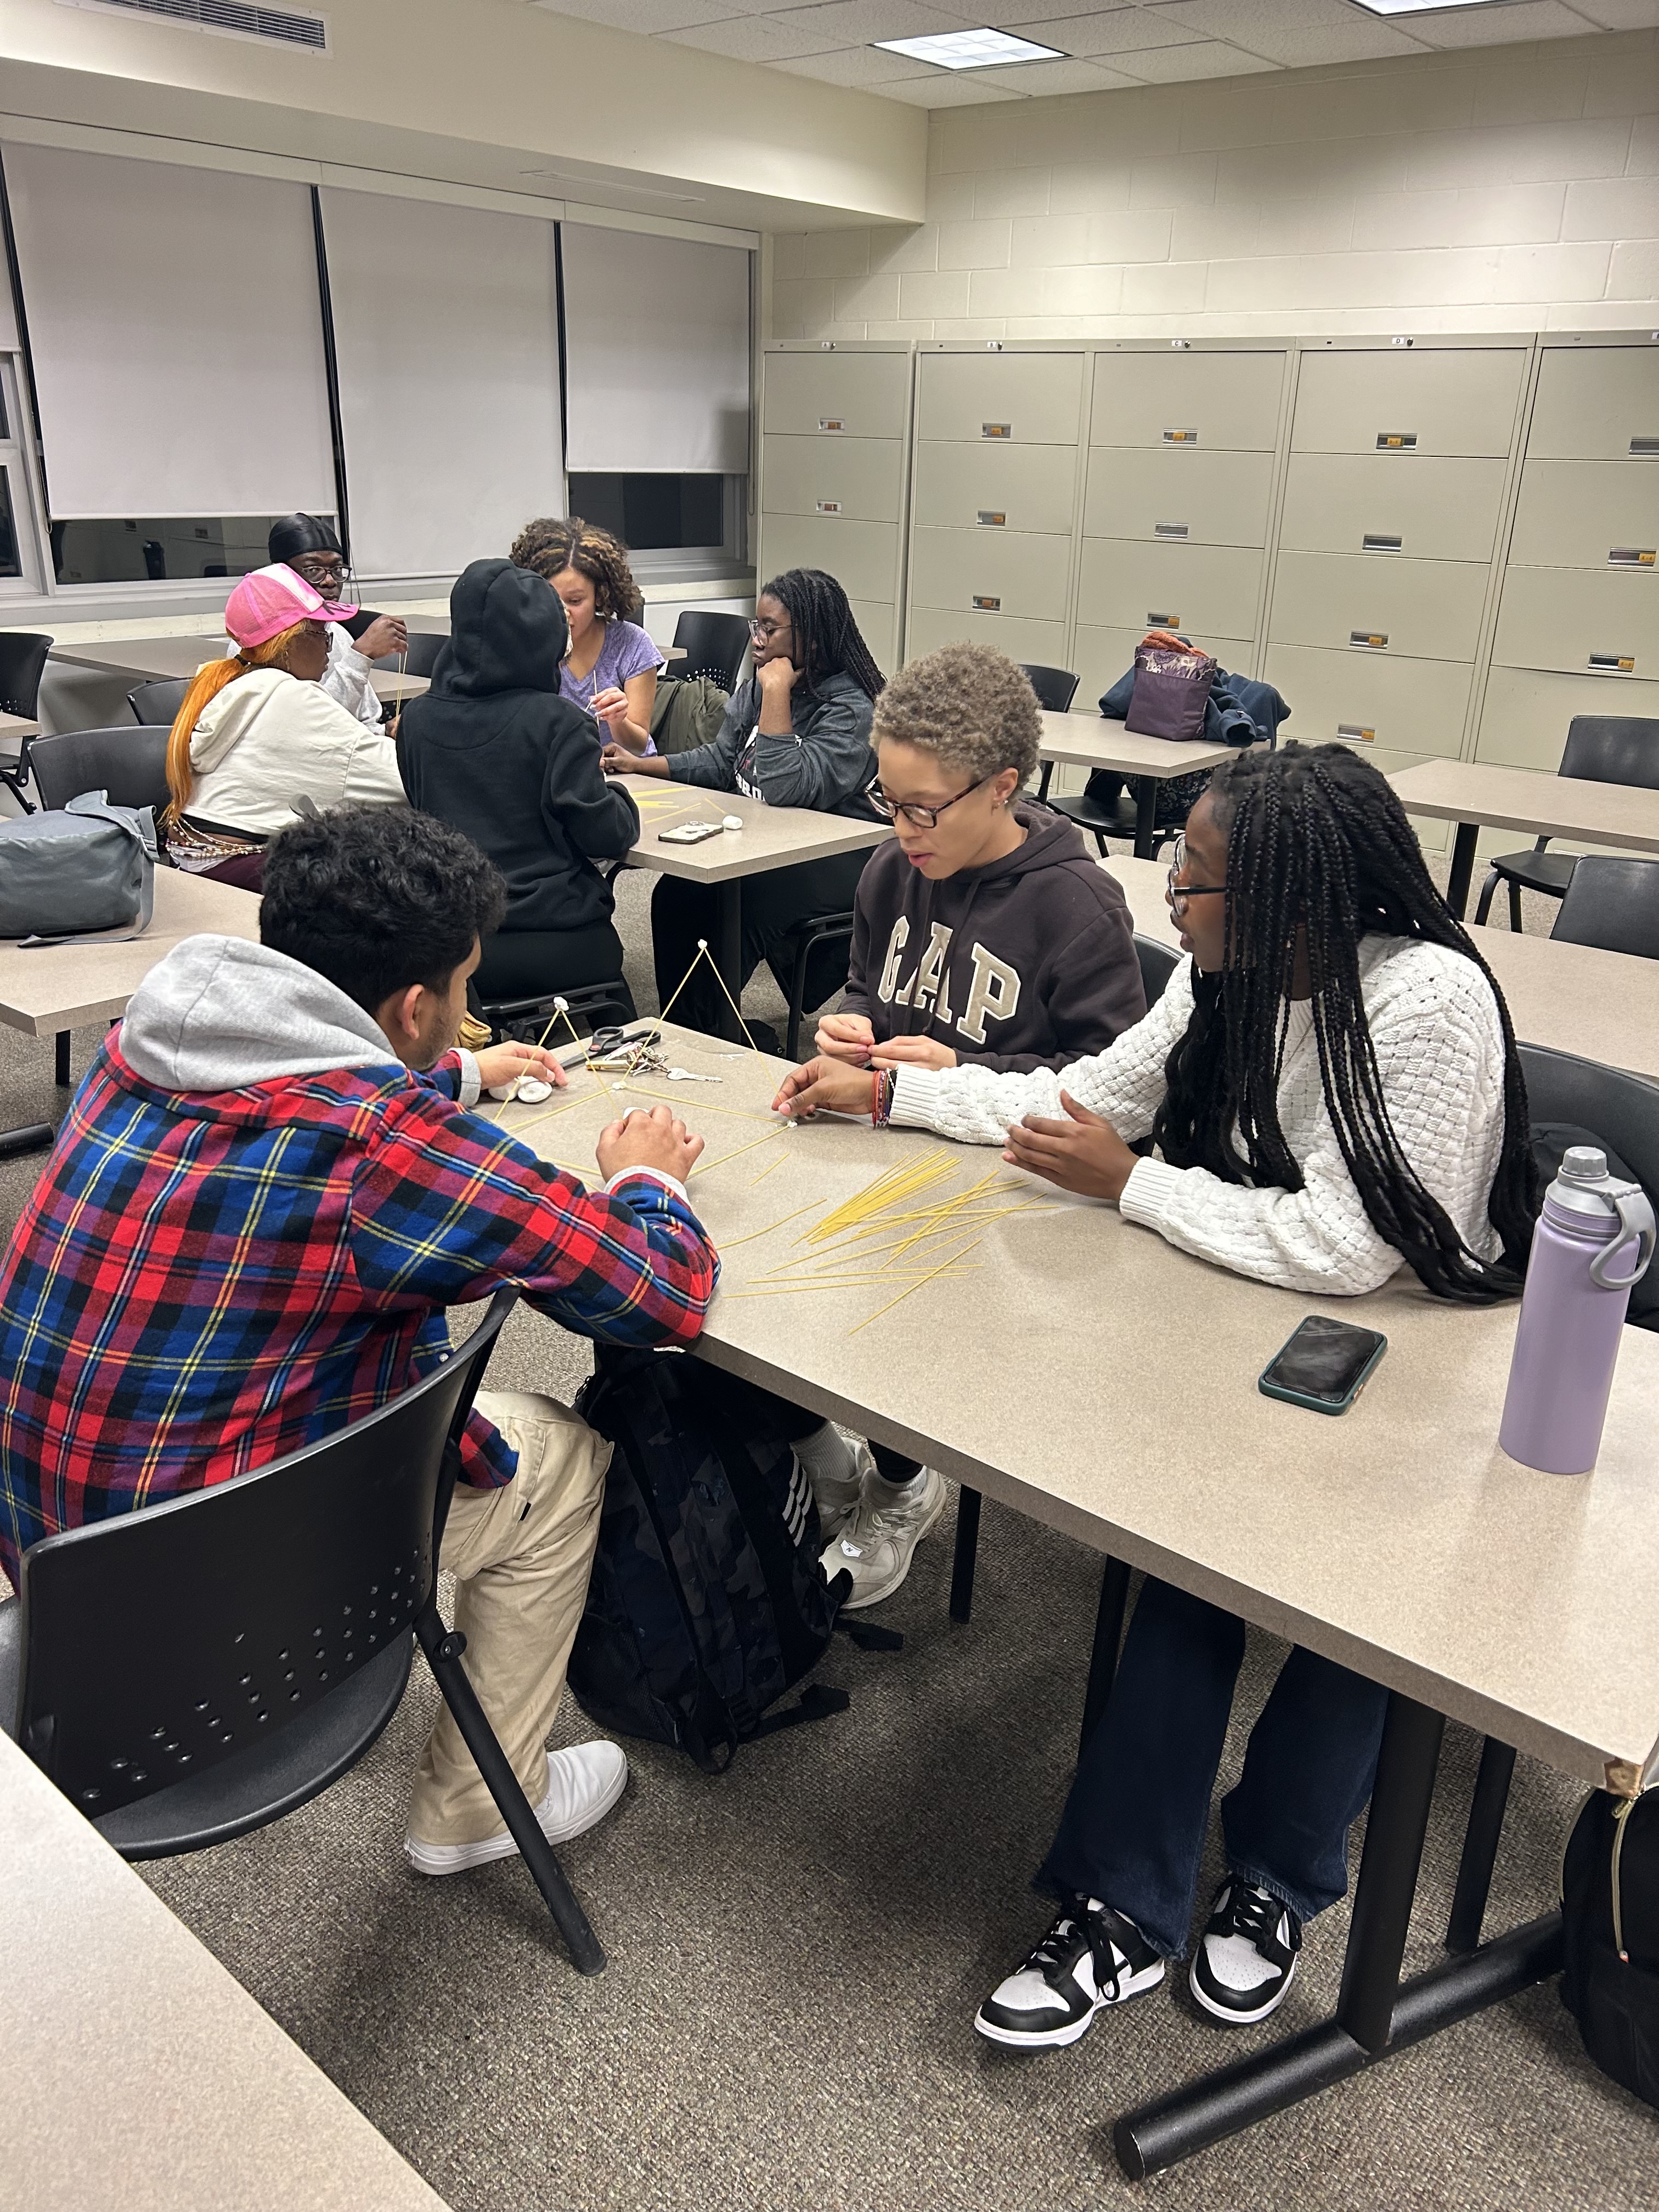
[1561,1146,1610,1183]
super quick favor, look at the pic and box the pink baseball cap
[224,562,353,650]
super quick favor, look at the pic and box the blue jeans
[1040,1577,1389,1959]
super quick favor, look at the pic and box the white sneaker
[814,1428,874,1548]
[820,1466,946,1611]
[404,1739,628,1876]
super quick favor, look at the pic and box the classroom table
[403,615,689,668]
[502,1022,1659,2177]
[0,708,40,745]
[610,777,889,1041]
[0,1728,449,2212]
[48,635,228,683]
[370,668,430,702]
[1390,759,1659,922]
[1036,709,1235,860]
[0,870,259,1155]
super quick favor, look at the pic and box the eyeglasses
[748,617,791,642]
[871,774,992,831]
[1166,831,1228,915]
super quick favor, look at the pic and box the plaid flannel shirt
[0,1036,719,1585]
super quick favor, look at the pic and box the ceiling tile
[1111,35,1278,76]
[763,0,978,41]
[877,66,1032,97]
[532,0,739,27]
[663,10,850,53]
[1406,0,1618,39]
[1142,0,1428,64]
[973,53,1149,83]
[1005,4,1206,50]
[1568,0,1659,25]
[771,40,949,76]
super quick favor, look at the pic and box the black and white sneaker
[1189,1878,1302,2025]
[975,1899,1165,2050]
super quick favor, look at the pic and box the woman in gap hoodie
[398,558,640,1012]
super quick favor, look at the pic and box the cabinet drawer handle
[1154,522,1189,538]
[1589,653,1637,672]
[818,417,845,433]
[1337,724,1376,743]
[1630,437,1659,456]
[1147,611,1180,627]
[1163,428,1199,444]
[1362,534,1403,552]
[981,422,1011,440]
[815,500,841,515]
[1376,432,1417,450]
[972,594,1002,611]
[977,510,1007,528]
[1351,631,1389,649]
[1610,547,1656,566]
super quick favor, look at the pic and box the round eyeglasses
[1166,831,1228,916]
[870,774,993,831]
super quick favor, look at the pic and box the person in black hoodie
[397,558,639,1011]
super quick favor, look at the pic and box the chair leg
[0,765,35,815]
[414,1604,605,1974]
[785,936,814,1064]
[54,1031,70,1086]
[1037,762,1054,803]
[1508,879,1523,935]
[949,1486,981,1623]
[1472,868,1500,927]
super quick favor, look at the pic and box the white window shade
[2,140,335,520]
[561,224,750,477]
[319,188,563,579]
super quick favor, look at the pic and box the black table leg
[1134,781,1158,861]
[1337,1692,1446,2050]
[1445,821,1479,921]
[1079,1556,1131,1758]
[715,880,746,1043]
[1446,1737,1517,1955]
[949,1486,981,1623]
[54,1030,70,1086]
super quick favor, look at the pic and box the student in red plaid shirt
[0,806,718,1872]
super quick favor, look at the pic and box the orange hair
[163,622,308,827]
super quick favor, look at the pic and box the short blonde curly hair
[872,641,1042,789]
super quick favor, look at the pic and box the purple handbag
[1124,644,1218,741]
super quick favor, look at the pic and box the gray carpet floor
[3,859,1655,2210]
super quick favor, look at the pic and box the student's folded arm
[347,1098,719,1347]
[666,693,746,789]
[548,739,641,858]
[748,697,870,812]
[340,718,409,808]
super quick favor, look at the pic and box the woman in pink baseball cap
[163,563,406,887]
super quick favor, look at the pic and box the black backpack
[568,1346,854,1773]
[1561,1788,1659,2107]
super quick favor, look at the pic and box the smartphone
[1259,1314,1387,1416]
[658,821,725,845]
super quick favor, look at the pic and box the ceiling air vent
[56,0,328,53]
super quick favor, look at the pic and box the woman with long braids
[778,742,1539,2044]
[610,568,885,1042]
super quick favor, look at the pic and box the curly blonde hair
[509,515,640,622]
[872,641,1041,789]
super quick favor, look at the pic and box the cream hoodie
[186,666,405,836]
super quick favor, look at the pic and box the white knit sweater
[889,936,1508,1296]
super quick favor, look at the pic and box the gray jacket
[670,669,879,818]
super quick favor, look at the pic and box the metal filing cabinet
[757,342,913,673]
[905,345,1085,667]
[1476,335,1659,771]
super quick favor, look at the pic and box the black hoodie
[840,802,1147,1075]
[397,560,640,935]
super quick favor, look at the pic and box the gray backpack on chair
[0,791,157,944]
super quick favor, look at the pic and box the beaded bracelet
[871,1066,897,1128]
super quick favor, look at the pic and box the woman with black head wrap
[267,514,408,731]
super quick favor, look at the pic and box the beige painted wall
[768,33,1658,340]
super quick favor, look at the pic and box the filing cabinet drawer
[762,351,911,441]
[761,435,904,526]
[1268,550,1488,664]
[1291,349,1527,459]
[1526,347,1659,463]
[850,600,897,674]
[1090,352,1284,452]
[1083,447,1274,549]
[1264,644,1472,759]
[1475,663,1659,772]
[1492,565,1658,679]
[1073,624,1256,710]
[1079,538,1263,641]
[909,526,1071,622]
[903,603,1069,668]
[912,439,1078,536]
[1277,453,1507,565]
[917,352,1084,447]
[757,512,900,605]
[1507,460,1659,572]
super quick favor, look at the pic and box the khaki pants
[408,1387,610,1848]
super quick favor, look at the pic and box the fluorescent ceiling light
[874,26,1066,67]
[1348,0,1517,13]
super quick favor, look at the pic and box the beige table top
[403,619,686,667]
[49,635,228,683]
[1391,759,1659,856]
[371,669,430,701]
[0,1729,447,2212]
[612,778,890,885]
[0,870,259,1038]
[503,1024,1659,1795]
[1039,708,1235,782]
[0,710,38,751]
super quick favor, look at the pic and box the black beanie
[268,512,342,566]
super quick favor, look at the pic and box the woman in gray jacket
[605,568,883,1040]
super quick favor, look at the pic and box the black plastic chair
[1133,933,1180,1008]
[1549,856,1659,961]
[30,726,170,815]
[673,611,749,693]
[0,631,53,814]
[1036,757,1185,860]
[781,910,858,1062]
[1475,717,1659,930]
[375,632,448,681]
[479,977,636,1048]
[1521,1041,1659,1331]
[1019,663,1080,714]
[0,1289,604,1973]
[129,678,191,726]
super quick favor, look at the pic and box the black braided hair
[760,568,884,704]
[1150,741,1539,1302]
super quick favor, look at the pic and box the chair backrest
[389,632,449,680]
[9,1292,514,1820]
[1559,716,1659,791]
[29,726,170,815]
[1020,663,1080,714]
[0,631,51,720]
[1133,932,1181,1008]
[672,611,750,692]
[1550,855,1659,960]
[1520,1045,1659,1324]
[129,677,191,726]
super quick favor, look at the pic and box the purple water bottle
[1499,1147,1656,1476]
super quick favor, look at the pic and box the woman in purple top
[510,516,663,755]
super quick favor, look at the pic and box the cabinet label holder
[815,500,842,515]
[972,594,1002,612]
[1377,432,1418,450]
[981,423,1012,440]
[1362,534,1403,553]
[977,511,1007,528]
[818,417,845,433]
[1351,631,1390,650]
[1337,724,1377,744]
[1630,437,1659,458]
[1589,654,1638,673]
[1609,548,1655,566]
[1147,612,1180,628]
[1154,522,1189,539]
[1163,429,1199,444]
